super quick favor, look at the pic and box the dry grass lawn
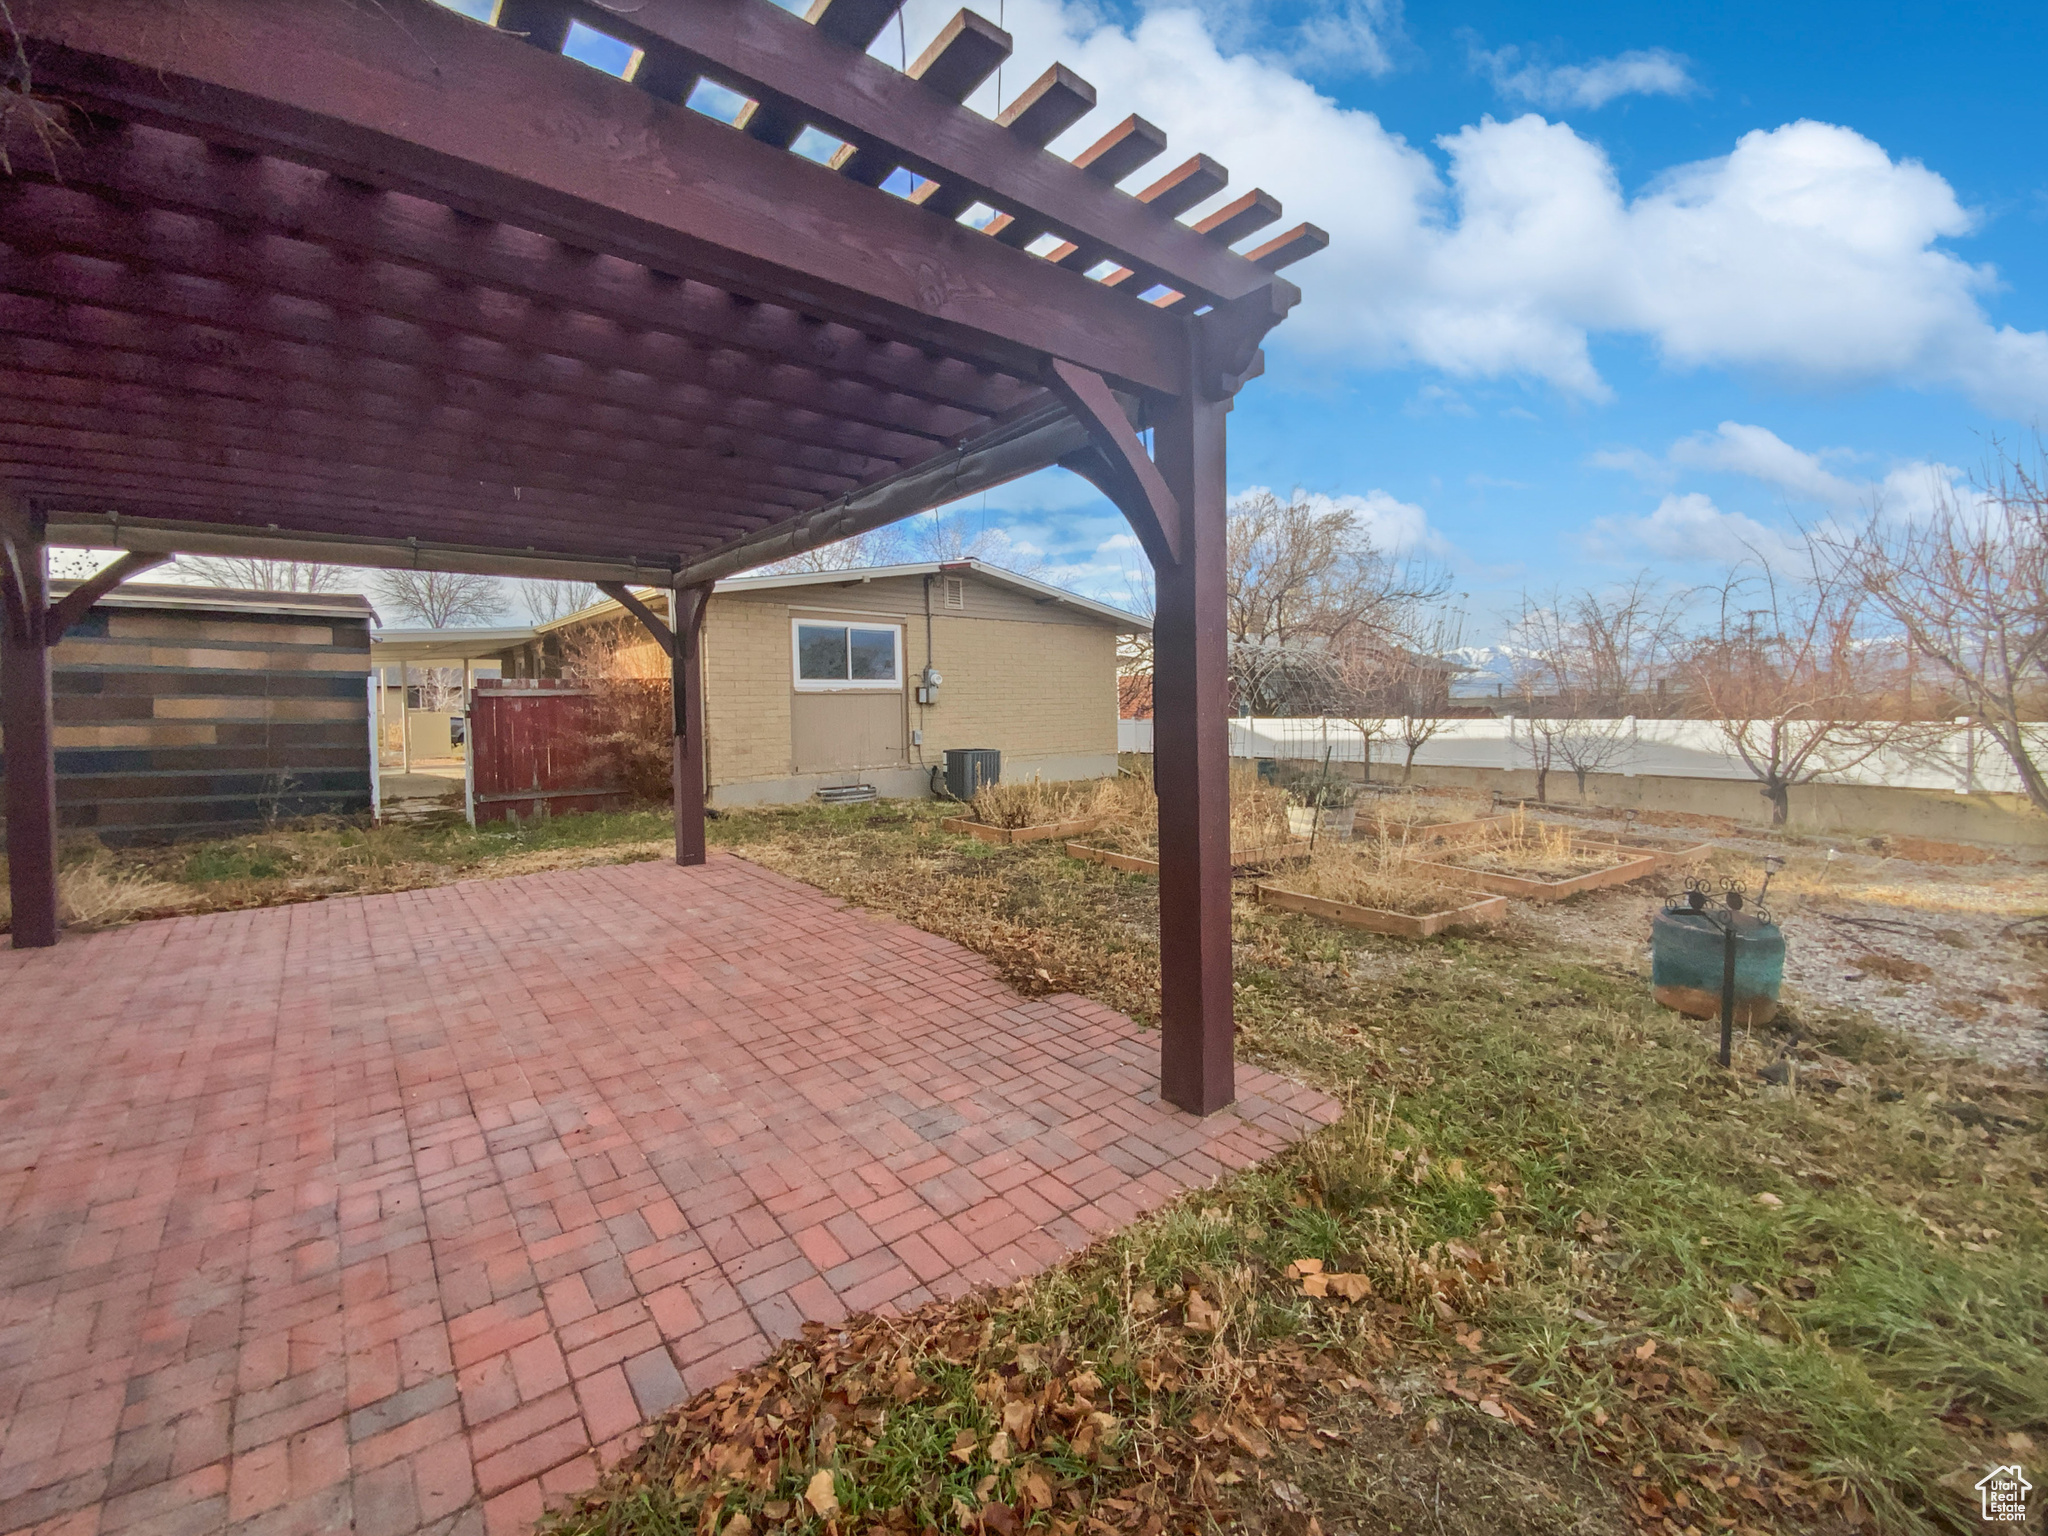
[13,796,2044,1536]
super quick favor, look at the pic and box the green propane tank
[1651,907,1785,1027]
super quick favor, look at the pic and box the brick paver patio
[0,855,1338,1536]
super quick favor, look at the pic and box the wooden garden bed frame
[1409,843,1665,902]
[1401,814,1512,844]
[1253,882,1508,938]
[1065,839,1311,877]
[941,814,1106,847]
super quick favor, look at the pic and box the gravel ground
[1506,825,2048,1073]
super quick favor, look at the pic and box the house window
[792,619,902,691]
[944,576,966,610]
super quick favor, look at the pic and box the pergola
[0,0,1322,1113]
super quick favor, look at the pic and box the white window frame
[791,617,904,692]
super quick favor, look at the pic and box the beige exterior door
[790,691,908,773]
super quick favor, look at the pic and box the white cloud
[1669,421,1862,506]
[1406,382,1475,415]
[1180,0,1405,78]
[1094,530,1141,554]
[1473,44,1698,111]
[1584,492,1802,566]
[1237,484,1446,556]
[881,1,2048,418]
[1585,446,1672,484]
[1599,420,1972,520]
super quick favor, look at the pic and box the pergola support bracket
[1043,359,1181,569]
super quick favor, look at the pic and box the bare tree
[374,569,504,628]
[1330,641,1397,781]
[1507,577,1684,798]
[1226,490,1443,715]
[175,555,347,593]
[1391,608,1466,782]
[410,666,467,712]
[1833,443,2048,813]
[1682,552,1915,827]
[519,579,600,624]
[759,525,910,575]
[899,509,1043,574]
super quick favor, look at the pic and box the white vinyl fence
[1120,716,2030,797]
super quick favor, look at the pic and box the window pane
[849,628,897,681]
[797,624,848,681]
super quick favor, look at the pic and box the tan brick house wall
[518,567,1135,805]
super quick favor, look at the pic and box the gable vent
[943,576,966,610]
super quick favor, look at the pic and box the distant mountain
[1445,643,1523,699]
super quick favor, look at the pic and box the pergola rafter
[0,0,1326,1115]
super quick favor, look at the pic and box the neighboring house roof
[52,580,376,621]
[372,627,540,664]
[535,560,1152,637]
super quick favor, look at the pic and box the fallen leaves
[803,1469,837,1518]
[1287,1256,1373,1301]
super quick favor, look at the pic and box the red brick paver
[0,855,1338,1534]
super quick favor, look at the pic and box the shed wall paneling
[1,604,375,841]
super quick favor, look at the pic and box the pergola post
[673,587,711,867]
[1151,393,1235,1114]
[1,498,58,949]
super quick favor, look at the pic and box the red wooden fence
[468,680,630,824]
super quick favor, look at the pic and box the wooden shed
[20,582,375,842]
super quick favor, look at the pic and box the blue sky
[876,0,2048,634]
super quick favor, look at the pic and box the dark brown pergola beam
[1045,359,1182,570]
[675,401,1097,586]
[0,441,785,543]
[577,0,1269,305]
[39,397,1111,588]
[43,511,696,588]
[0,388,862,506]
[0,186,994,445]
[10,122,1041,420]
[42,550,168,643]
[0,400,838,517]
[23,0,1198,394]
[0,273,946,468]
[0,334,900,487]
[995,65,1098,150]
[16,467,775,562]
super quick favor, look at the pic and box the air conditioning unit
[944,748,1000,801]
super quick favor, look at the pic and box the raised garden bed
[940,814,1106,847]
[1254,881,1508,938]
[1064,839,1311,877]
[1403,813,1513,845]
[1410,843,1663,902]
[1601,837,1717,867]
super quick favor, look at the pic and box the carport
[0,0,1322,1102]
